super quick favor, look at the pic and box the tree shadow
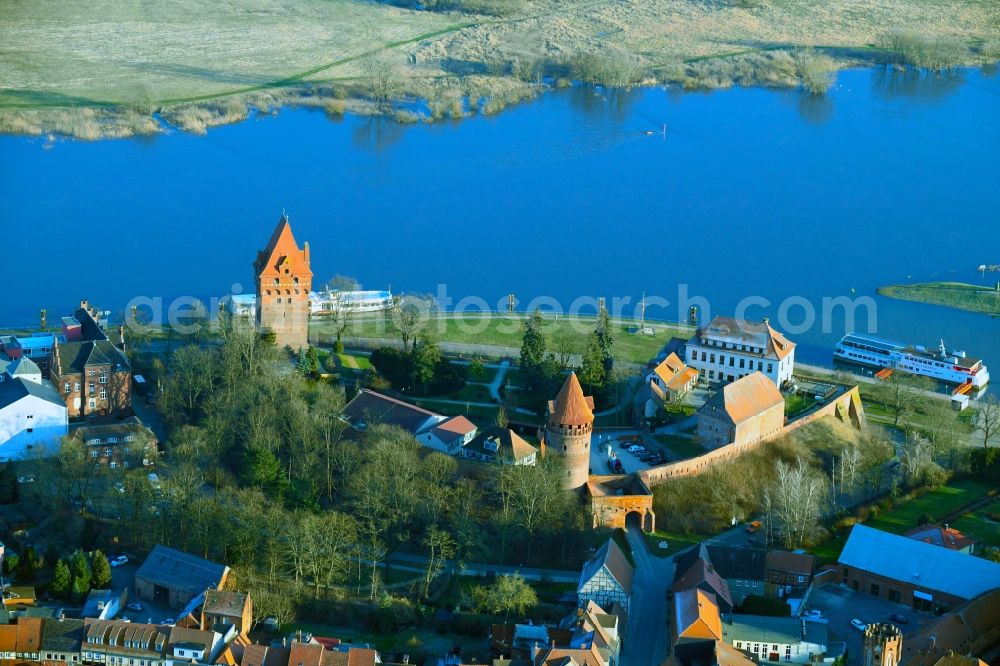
[871,65,967,103]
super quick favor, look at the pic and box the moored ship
[834,333,990,388]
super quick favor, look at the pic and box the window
[89,383,96,395]
[124,435,134,442]
[74,381,81,391]
[109,461,117,469]
[91,450,98,458]
[768,363,774,373]
[105,448,113,457]
[100,388,108,400]
[64,382,70,393]
[89,399,96,409]
[88,369,95,377]
[100,372,108,384]
[871,582,880,596]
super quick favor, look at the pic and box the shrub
[917,512,935,526]
[879,31,971,70]
[741,595,791,616]
[795,49,837,94]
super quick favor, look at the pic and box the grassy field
[951,498,1000,549]
[3,0,998,138]
[812,478,998,562]
[312,313,687,365]
[653,433,704,461]
[878,282,1000,316]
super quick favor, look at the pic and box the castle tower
[254,215,313,350]
[864,623,903,666]
[544,372,595,490]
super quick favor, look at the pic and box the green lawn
[949,498,1000,549]
[878,282,1000,316]
[653,434,704,461]
[644,529,704,557]
[313,313,690,365]
[812,478,999,562]
[337,352,373,371]
[784,393,815,418]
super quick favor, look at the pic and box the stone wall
[640,386,865,487]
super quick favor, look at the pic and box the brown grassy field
[1,0,997,138]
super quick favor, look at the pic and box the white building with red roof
[685,316,796,388]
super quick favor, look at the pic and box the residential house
[722,615,828,664]
[0,356,68,460]
[532,644,608,666]
[81,589,127,621]
[685,316,795,388]
[134,545,230,610]
[0,333,57,373]
[49,303,132,420]
[904,523,976,554]
[40,616,86,664]
[641,353,699,419]
[672,544,734,614]
[671,588,723,666]
[240,640,380,666]
[696,372,785,450]
[200,590,252,638]
[838,524,1000,611]
[14,616,43,661]
[766,550,815,592]
[343,389,478,455]
[577,539,634,615]
[706,545,767,606]
[461,426,538,465]
[72,416,158,470]
[564,601,622,666]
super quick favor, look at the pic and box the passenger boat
[834,333,990,388]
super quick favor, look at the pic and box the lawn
[950,498,1000,549]
[784,393,815,418]
[653,434,704,461]
[316,313,686,365]
[337,353,373,371]
[4,0,997,139]
[878,282,1000,316]
[644,529,704,557]
[812,478,999,562]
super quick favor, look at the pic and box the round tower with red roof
[544,372,595,490]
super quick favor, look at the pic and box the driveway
[804,585,937,664]
[591,433,654,475]
[621,526,674,666]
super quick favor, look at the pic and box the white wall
[0,392,67,460]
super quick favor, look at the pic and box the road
[622,526,674,666]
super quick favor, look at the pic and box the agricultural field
[3,0,998,138]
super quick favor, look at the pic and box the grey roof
[9,357,41,378]
[706,545,766,581]
[343,389,439,434]
[839,524,1000,600]
[41,617,86,652]
[73,416,157,444]
[57,339,129,374]
[802,619,828,646]
[135,545,228,597]
[202,590,249,617]
[579,538,634,595]
[721,615,802,645]
[0,375,66,410]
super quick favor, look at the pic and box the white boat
[834,333,990,388]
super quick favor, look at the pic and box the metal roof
[134,545,228,596]
[839,525,1000,600]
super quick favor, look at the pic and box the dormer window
[273,278,279,285]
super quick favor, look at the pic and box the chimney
[402,656,409,665]
[81,299,89,311]
[944,524,949,531]
[303,242,310,268]
[762,317,770,326]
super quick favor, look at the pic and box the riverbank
[2,0,998,139]
[878,282,1000,316]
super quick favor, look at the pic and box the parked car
[126,602,144,612]
[114,482,126,494]
[802,610,823,620]
[888,613,909,624]
[850,619,868,632]
[627,445,645,454]
[162,617,177,626]
[17,476,34,484]
[110,555,129,567]
[746,520,762,533]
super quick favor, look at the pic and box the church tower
[254,215,313,350]
[544,372,595,490]
[864,624,902,666]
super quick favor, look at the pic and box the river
[2,66,999,367]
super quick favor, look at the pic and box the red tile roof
[548,373,594,427]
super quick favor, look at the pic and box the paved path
[485,358,511,402]
[621,526,674,666]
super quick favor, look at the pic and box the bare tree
[391,298,427,351]
[421,527,456,599]
[872,370,934,427]
[767,457,827,549]
[973,395,1000,448]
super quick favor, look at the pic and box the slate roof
[579,538,634,595]
[73,416,157,445]
[41,618,86,652]
[135,545,228,597]
[839,525,1000,600]
[343,389,440,434]
[766,550,815,577]
[705,545,767,581]
[701,372,784,425]
[8,357,41,379]
[0,375,65,410]
[673,556,734,611]
[56,339,129,374]
[548,372,595,427]
[697,316,795,361]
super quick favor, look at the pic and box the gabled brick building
[254,215,312,350]
[49,302,131,420]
